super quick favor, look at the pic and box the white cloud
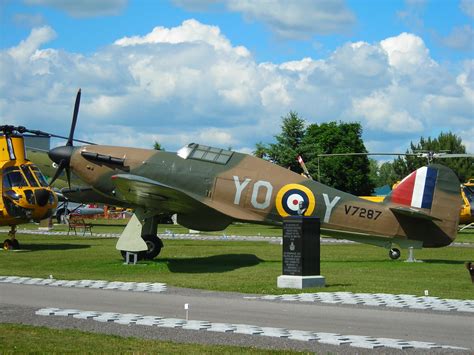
[1,22,472,156]
[7,26,56,62]
[173,0,355,39]
[227,0,355,39]
[13,13,46,27]
[23,0,127,17]
[460,0,474,18]
[439,25,474,51]
[352,90,424,133]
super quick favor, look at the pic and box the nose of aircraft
[48,145,75,166]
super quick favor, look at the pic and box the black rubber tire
[10,239,20,249]
[3,239,12,250]
[389,248,401,260]
[139,234,163,260]
[120,235,163,261]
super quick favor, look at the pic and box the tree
[260,111,306,173]
[391,132,473,182]
[301,122,374,195]
[257,113,375,195]
[153,141,164,151]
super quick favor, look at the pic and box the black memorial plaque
[282,217,320,276]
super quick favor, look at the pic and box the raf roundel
[275,184,316,217]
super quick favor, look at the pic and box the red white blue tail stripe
[391,166,438,209]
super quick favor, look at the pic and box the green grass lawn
[1,231,472,299]
[0,324,303,354]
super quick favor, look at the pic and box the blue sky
[0,0,473,156]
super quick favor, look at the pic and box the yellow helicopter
[460,178,474,227]
[1,125,58,250]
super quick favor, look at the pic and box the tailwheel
[389,248,401,260]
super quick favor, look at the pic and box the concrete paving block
[63,281,80,287]
[114,317,140,325]
[259,327,290,338]
[317,337,351,346]
[233,324,264,335]
[93,312,121,322]
[49,280,67,286]
[350,342,385,349]
[454,307,474,313]
[23,278,44,285]
[35,308,61,316]
[135,317,163,326]
[406,341,441,349]
[73,311,101,319]
[280,295,299,301]
[11,277,30,284]
[182,320,212,330]
[261,295,279,300]
[54,309,81,316]
[75,280,95,288]
[287,330,318,341]
[37,279,55,285]
[376,338,414,349]
[206,323,236,333]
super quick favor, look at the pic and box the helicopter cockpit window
[2,167,28,188]
[463,186,473,203]
[20,165,38,187]
[31,166,49,187]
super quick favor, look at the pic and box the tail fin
[384,165,461,247]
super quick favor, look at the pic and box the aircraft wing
[111,174,262,222]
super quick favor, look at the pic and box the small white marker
[424,290,429,296]
[184,303,189,321]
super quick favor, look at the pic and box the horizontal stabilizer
[390,206,441,221]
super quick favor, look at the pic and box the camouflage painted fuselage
[67,143,460,249]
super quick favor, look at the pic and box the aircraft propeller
[48,89,82,188]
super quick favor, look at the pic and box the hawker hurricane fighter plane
[48,90,461,260]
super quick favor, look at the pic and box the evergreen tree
[263,111,306,173]
[153,141,164,151]
[390,132,473,182]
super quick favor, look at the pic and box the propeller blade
[49,159,66,186]
[67,88,81,147]
[65,167,71,189]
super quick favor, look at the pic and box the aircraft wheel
[3,239,12,250]
[389,248,401,260]
[119,235,163,261]
[139,234,163,260]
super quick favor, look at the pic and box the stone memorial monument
[277,216,325,289]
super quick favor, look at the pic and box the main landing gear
[120,234,163,261]
[3,225,19,250]
[117,213,164,261]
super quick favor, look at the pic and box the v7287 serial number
[344,205,382,220]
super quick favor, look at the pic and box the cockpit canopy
[177,143,233,165]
